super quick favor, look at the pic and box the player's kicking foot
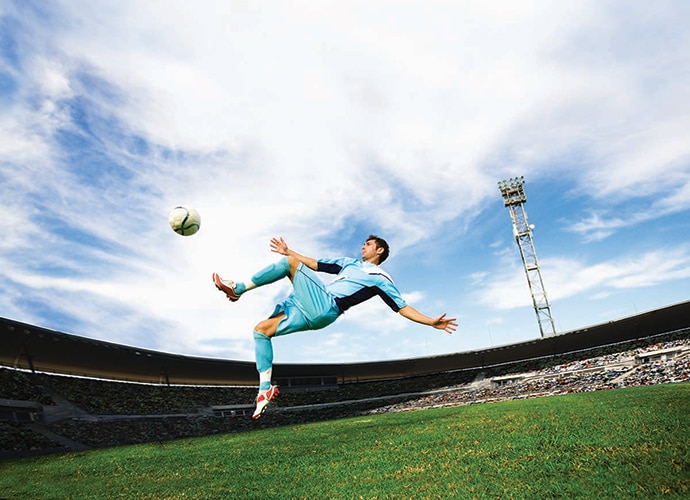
[212,273,240,302]
[252,385,280,419]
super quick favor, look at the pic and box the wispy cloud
[475,245,690,310]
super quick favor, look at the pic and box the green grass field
[1,383,688,499]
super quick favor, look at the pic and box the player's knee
[286,255,300,273]
[254,322,271,337]
[255,318,278,337]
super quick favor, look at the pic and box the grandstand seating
[1,328,688,459]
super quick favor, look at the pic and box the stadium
[2,299,689,455]
[3,157,689,499]
[3,3,690,497]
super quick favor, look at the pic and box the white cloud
[2,0,690,364]
[476,245,690,310]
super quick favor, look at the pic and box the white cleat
[212,273,240,302]
[252,385,280,419]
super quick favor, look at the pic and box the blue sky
[1,1,689,365]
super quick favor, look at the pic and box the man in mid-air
[213,235,457,419]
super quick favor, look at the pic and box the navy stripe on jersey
[363,269,395,284]
[318,262,343,275]
[317,257,407,313]
[334,286,401,313]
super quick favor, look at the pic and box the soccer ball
[168,206,201,236]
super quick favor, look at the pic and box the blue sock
[253,331,274,391]
[250,257,290,287]
[235,257,290,296]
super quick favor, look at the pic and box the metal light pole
[498,176,556,337]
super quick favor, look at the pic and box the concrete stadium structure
[2,300,689,387]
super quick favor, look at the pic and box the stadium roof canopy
[2,300,689,386]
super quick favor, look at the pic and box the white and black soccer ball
[168,206,201,236]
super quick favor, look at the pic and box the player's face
[361,239,381,263]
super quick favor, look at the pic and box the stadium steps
[31,374,92,424]
[25,423,89,452]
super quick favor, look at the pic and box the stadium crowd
[1,330,688,458]
[43,376,256,415]
[0,368,54,406]
[370,358,689,414]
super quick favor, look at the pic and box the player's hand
[432,313,458,334]
[270,236,289,255]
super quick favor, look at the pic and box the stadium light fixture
[498,176,556,337]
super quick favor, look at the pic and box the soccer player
[213,235,457,419]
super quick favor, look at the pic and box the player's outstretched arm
[398,305,457,334]
[269,236,319,271]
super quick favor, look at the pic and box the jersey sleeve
[317,257,356,275]
[379,279,407,311]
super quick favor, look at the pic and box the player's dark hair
[367,234,390,264]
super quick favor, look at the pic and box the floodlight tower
[498,176,556,337]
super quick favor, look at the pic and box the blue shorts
[270,263,341,337]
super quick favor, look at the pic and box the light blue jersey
[317,257,407,313]
[270,257,407,337]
